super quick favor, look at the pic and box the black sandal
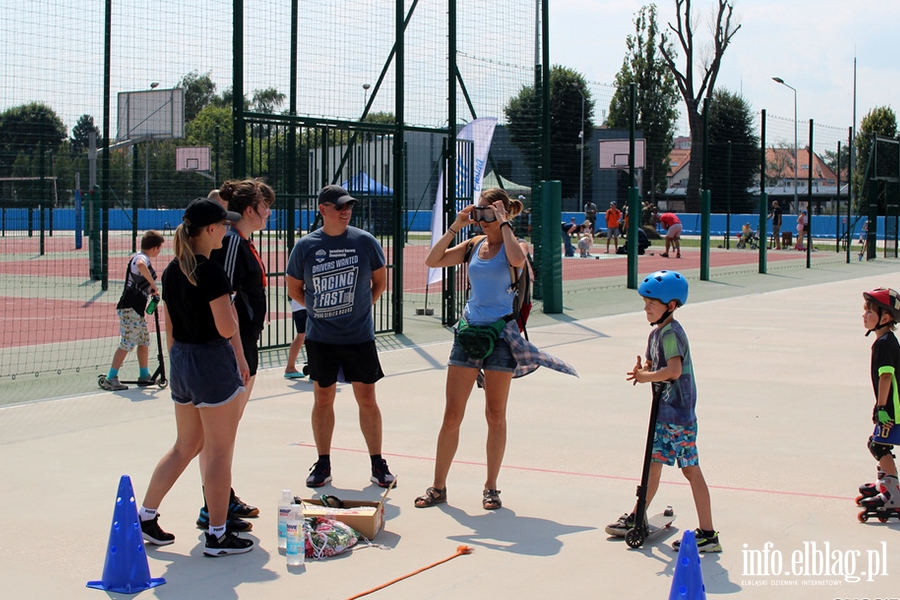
[414,487,447,508]
[483,489,502,510]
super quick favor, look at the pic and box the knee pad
[868,435,896,461]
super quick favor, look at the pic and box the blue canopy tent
[341,171,394,196]
[341,171,394,235]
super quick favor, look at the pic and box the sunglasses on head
[471,206,497,223]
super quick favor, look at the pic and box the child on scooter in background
[605,270,721,552]
[857,288,900,511]
[98,230,165,391]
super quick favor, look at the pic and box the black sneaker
[306,460,332,488]
[196,507,253,532]
[370,457,396,488]
[229,489,259,518]
[604,512,635,536]
[672,528,723,553]
[141,515,175,546]
[203,531,254,557]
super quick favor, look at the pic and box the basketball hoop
[598,139,646,170]
[176,147,215,181]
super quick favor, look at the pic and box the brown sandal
[482,489,502,510]
[414,486,447,508]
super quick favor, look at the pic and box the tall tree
[178,71,218,122]
[505,65,595,201]
[186,104,233,181]
[854,106,898,213]
[607,4,681,202]
[250,87,286,115]
[0,103,67,175]
[660,0,741,211]
[71,114,101,154]
[706,88,759,214]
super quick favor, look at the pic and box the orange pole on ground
[346,545,473,599]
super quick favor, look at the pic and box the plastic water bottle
[277,490,293,550]
[146,294,160,315]
[285,507,305,566]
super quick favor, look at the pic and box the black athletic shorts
[304,339,384,387]
[240,326,261,377]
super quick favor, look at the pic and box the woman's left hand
[237,356,250,385]
[491,201,509,225]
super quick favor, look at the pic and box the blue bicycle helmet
[638,270,689,307]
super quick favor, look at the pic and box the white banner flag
[427,117,497,285]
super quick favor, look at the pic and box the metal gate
[242,115,401,350]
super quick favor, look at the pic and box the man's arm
[287,274,305,305]
[370,266,387,305]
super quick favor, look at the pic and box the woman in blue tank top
[418,188,528,511]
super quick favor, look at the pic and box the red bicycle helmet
[864,288,900,323]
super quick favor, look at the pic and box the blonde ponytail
[172,223,199,286]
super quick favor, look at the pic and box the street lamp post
[772,77,798,212]
[572,83,586,211]
[145,83,159,210]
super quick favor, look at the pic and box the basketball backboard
[176,146,211,172]
[116,88,185,142]
[598,139,645,170]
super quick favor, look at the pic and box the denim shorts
[448,333,517,372]
[170,338,244,407]
[651,421,699,467]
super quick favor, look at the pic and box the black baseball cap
[183,198,242,229]
[317,185,358,208]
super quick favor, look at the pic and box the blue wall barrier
[0,207,873,240]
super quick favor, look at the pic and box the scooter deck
[609,506,676,538]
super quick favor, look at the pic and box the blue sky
[552,0,900,144]
[2,0,897,153]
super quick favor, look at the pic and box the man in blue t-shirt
[286,185,395,490]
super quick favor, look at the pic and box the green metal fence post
[758,109,767,274]
[627,83,639,289]
[393,0,407,334]
[700,99,710,281]
[540,180,562,313]
[806,120,813,268]
[232,0,245,178]
[868,176,878,261]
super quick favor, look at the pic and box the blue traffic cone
[87,475,166,594]
[668,529,706,600]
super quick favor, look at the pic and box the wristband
[500,221,513,231]
[447,227,458,236]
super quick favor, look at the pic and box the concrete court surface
[4,261,900,599]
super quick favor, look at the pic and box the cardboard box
[295,479,394,540]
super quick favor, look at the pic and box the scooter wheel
[158,377,168,389]
[625,527,645,548]
[858,511,869,523]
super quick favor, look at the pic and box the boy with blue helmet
[605,270,721,552]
